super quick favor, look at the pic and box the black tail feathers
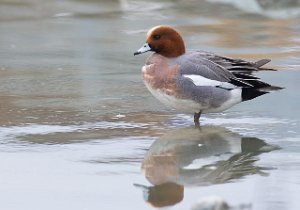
[242,88,268,101]
[241,85,283,101]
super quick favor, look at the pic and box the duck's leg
[194,112,201,127]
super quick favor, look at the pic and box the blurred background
[0,0,299,210]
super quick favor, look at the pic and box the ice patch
[53,12,73,18]
[173,114,287,125]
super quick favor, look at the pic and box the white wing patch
[183,74,236,89]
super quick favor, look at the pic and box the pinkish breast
[142,54,180,96]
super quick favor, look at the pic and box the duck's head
[134,25,185,58]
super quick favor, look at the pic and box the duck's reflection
[136,126,279,208]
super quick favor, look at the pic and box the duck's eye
[153,34,161,40]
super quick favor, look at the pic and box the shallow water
[0,0,300,210]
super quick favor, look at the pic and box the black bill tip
[133,51,141,56]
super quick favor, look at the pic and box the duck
[134,25,282,126]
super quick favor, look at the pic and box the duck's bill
[134,43,152,56]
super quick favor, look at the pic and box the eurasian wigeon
[134,25,282,126]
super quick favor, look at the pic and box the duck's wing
[178,51,282,90]
[195,50,275,73]
[179,53,254,89]
[196,51,283,90]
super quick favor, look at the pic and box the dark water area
[0,0,300,210]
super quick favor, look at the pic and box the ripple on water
[0,121,149,146]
